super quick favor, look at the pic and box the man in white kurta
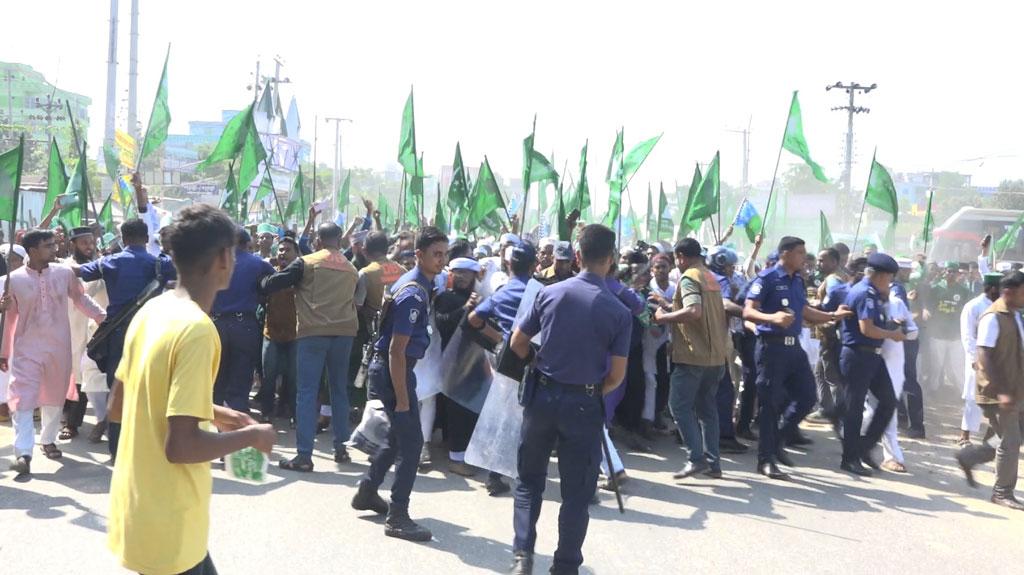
[959,273,1002,446]
[2,230,105,475]
[870,292,918,472]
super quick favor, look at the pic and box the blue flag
[733,199,763,243]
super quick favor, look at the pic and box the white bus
[929,207,1024,264]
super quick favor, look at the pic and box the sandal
[278,456,313,472]
[59,425,78,440]
[881,460,907,473]
[40,443,63,460]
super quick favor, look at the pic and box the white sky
[4,0,1023,198]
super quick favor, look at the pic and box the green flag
[572,141,590,213]
[285,166,304,221]
[220,162,239,218]
[657,182,673,240]
[602,129,625,227]
[522,120,558,188]
[256,79,275,123]
[993,210,1024,255]
[404,172,423,226]
[865,153,899,224]
[254,169,275,204]
[557,181,572,241]
[103,142,120,183]
[237,115,267,196]
[239,176,250,223]
[397,87,420,175]
[138,46,171,164]
[0,135,24,222]
[819,210,834,251]
[678,164,702,239]
[734,199,763,243]
[434,182,447,232]
[99,192,115,235]
[378,191,395,230]
[44,138,68,217]
[447,142,469,213]
[198,104,256,169]
[605,132,662,227]
[689,151,721,224]
[921,190,935,246]
[466,157,505,230]
[61,140,90,227]
[782,91,828,183]
[646,183,656,242]
[337,170,351,213]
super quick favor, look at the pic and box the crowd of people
[2,173,1022,575]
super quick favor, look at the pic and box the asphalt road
[1,386,1022,574]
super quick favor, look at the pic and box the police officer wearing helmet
[705,245,749,454]
[837,252,907,476]
[743,236,853,480]
[508,224,632,575]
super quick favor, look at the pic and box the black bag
[86,258,165,372]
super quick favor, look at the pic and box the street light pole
[324,116,352,220]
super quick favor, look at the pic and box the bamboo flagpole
[66,100,100,225]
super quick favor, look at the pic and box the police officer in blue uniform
[743,237,851,480]
[838,252,906,476]
[508,224,632,575]
[77,217,175,461]
[350,226,448,543]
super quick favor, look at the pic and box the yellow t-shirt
[107,290,221,575]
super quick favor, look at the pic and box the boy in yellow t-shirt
[107,203,275,575]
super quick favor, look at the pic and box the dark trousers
[716,368,737,439]
[615,344,646,432]
[64,386,88,428]
[212,314,262,412]
[839,346,897,462]
[513,380,603,571]
[105,324,129,460]
[899,339,926,430]
[144,553,216,575]
[814,337,843,417]
[959,405,1024,497]
[255,338,297,417]
[654,343,671,417]
[446,398,479,453]
[754,339,816,463]
[734,332,758,433]
[363,356,423,513]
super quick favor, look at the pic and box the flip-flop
[40,443,63,460]
[278,457,313,472]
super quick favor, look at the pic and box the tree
[987,180,1024,210]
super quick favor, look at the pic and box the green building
[0,61,91,165]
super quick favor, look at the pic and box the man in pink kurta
[2,230,105,476]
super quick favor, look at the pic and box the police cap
[867,253,899,274]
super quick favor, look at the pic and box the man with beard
[61,227,110,441]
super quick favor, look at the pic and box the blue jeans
[513,380,603,571]
[212,314,263,412]
[363,355,423,512]
[294,335,354,459]
[256,338,296,416]
[669,363,725,469]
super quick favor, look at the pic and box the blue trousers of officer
[839,346,897,462]
[899,339,926,431]
[514,381,603,571]
[104,323,130,461]
[754,339,816,463]
[363,355,422,512]
[295,335,354,459]
[716,368,737,439]
[734,331,758,434]
[212,314,263,412]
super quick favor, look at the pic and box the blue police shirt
[891,281,909,308]
[840,277,887,347]
[474,274,529,336]
[79,245,176,317]
[212,248,276,315]
[374,267,433,359]
[745,265,807,337]
[821,279,852,313]
[519,271,632,386]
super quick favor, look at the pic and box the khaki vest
[670,265,732,366]
[361,260,407,312]
[975,299,1024,405]
[295,249,359,338]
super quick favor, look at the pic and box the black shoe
[673,460,710,479]
[351,482,389,515]
[719,437,749,454]
[840,459,872,477]
[860,453,881,471]
[955,452,978,489]
[486,475,512,496]
[990,494,1024,511]
[549,566,579,575]
[334,448,352,464]
[775,447,795,467]
[735,427,757,441]
[758,461,789,480]
[509,551,534,575]
[786,432,814,447]
[9,455,30,476]
[385,511,433,542]
[905,427,926,440]
[703,467,723,479]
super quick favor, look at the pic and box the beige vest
[295,249,359,338]
[670,264,732,367]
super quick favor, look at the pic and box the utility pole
[103,0,119,197]
[324,117,353,220]
[127,0,140,141]
[826,81,875,229]
[725,116,752,190]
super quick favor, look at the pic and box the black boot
[351,481,388,515]
[509,552,534,574]
[385,508,433,542]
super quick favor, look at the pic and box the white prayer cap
[0,243,27,259]
[449,257,481,273]
[499,233,521,245]
[539,236,557,250]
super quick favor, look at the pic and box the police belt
[369,350,418,370]
[844,344,882,355]
[211,311,259,321]
[535,372,599,396]
[758,333,799,347]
